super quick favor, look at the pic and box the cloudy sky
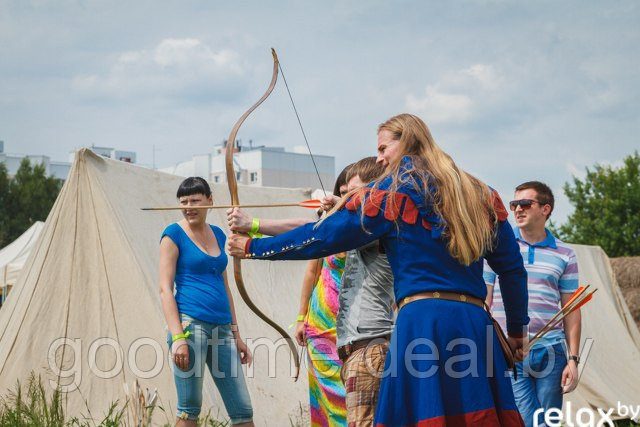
[1,1,638,223]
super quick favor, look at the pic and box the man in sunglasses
[484,181,582,427]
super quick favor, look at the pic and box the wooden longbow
[224,48,300,380]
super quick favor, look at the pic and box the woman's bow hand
[227,233,251,258]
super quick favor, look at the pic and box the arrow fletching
[298,199,322,209]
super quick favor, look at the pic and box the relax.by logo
[533,402,640,427]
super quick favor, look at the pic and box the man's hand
[227,207,253,233]
[508,335,528,362]
[561,360,579,393]
[227,233,251,258]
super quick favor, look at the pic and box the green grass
[0,373,65,426]
[2,374,633,426]
[197,412,231,426]
[67,400,128,427]
[0,373,233,426]
[0,374,132,426]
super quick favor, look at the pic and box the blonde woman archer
[228,114,529,426]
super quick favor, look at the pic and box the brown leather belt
[337,335,391,362]
[398,291,484,311]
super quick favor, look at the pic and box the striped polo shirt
[484,227,579,348]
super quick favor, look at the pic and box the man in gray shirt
[335,158,395,426]
[337,241,394,349]
[227,157,395,426]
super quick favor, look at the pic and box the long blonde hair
[375,114,497,265]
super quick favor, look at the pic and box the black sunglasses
[509,199,541,211]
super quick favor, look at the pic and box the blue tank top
[161,223,232,324]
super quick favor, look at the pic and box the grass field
[0,374,232,426]
[0,374,635,426]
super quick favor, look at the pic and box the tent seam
[84,157,129,387]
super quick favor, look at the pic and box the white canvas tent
[0,221,44,302]
[564,245,640,420]
[0,149,314,424]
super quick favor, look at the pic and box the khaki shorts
[340,341,389,427]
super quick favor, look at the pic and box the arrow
[527,285,589,343]
[141,199,322,211]
[527,288,597,349]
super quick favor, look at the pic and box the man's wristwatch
[568,355,580,364]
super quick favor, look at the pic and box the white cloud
[72,38,245,103]
[404,63,505,124]
[584,88,624,113]
[462,64,504,90]
[405,86,473,123]
[152,39,240,71]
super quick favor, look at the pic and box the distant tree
[0,159,62,248]
[0,162,10,246]
[554,151,640,257]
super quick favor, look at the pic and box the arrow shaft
[529,285,589,342]
[527,289,596,349]
[142,202,311,211]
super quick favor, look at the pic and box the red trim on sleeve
[384,192,404,221]
[401,197,419,224]
[345,188,424,226]
[343,187,504,234]
[491,190,509,222]
[364,189,386,217]
[244,237,253,255]
[345,188,369,211]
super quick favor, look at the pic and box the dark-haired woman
[228,114,529,426]
[159,177,254,426]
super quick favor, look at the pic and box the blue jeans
[168,314,253,424]
[510,342,566,427]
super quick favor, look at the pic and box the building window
[250,172,258,183]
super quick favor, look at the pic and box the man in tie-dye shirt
[484,181,582,427]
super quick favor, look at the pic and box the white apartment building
[0,141,136,181]
[160,140,335,190]
[0,140,71,180]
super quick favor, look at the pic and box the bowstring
[277,61,327,196]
